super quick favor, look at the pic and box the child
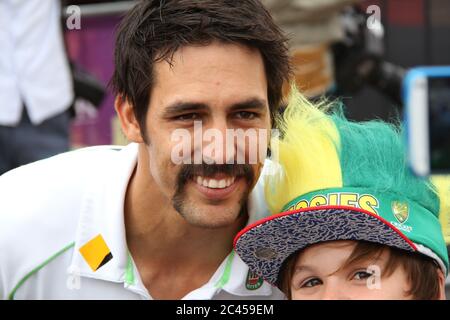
[234,89,449,299]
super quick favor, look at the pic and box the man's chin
[175,201,246,229]
[172,177,251,229]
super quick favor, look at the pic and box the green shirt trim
[8,242,75,300]
[214,250,235,289]
[125,253,135,285]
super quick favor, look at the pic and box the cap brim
[234,205,417,286]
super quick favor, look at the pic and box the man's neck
[123,149,247,298]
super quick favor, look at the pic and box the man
[0,0,290,299]
[0,0,73,175]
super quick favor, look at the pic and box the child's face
[290,240,412,300]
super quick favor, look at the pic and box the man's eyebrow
[162,102,209,117]
[162,98,268,117]
[228,98,268,112]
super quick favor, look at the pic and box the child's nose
[320,280,350,300]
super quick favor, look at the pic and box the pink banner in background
[65,15,121,147]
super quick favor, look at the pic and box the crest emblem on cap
[246,270,264,290]
[392,201,409,224]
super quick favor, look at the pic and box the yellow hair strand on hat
[265,86,343,214]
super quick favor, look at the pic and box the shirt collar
[69,143,280,298]
[69,144,138,283]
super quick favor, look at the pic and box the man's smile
[191,174,245,201]
[195,174,236,189]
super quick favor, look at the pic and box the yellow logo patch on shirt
[79,234,113,272]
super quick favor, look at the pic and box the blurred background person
[0,0,74,175]
[262,0,406,108]
[263,0,450,122]
[262,0,359,98]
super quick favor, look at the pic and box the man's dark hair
[111,0,291,141]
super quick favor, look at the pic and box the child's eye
[301,277,323,288]
[352,271,373,281]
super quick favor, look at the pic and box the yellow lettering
[310,196,327,207]
[295,200,309,210]
[340,193,358,208]
[328,194,338,206]
[359,195,379,215]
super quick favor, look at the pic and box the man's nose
[200,118,236,165]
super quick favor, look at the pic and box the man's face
[143,42,271,228]
[290,241,413,300]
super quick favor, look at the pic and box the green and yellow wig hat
[234,88,449,286]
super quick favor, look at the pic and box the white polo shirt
[0,144,284,300]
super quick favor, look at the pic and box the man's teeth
[195,176,236,189]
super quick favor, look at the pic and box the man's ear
[437,267,447,300]
[115,95,144,143]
